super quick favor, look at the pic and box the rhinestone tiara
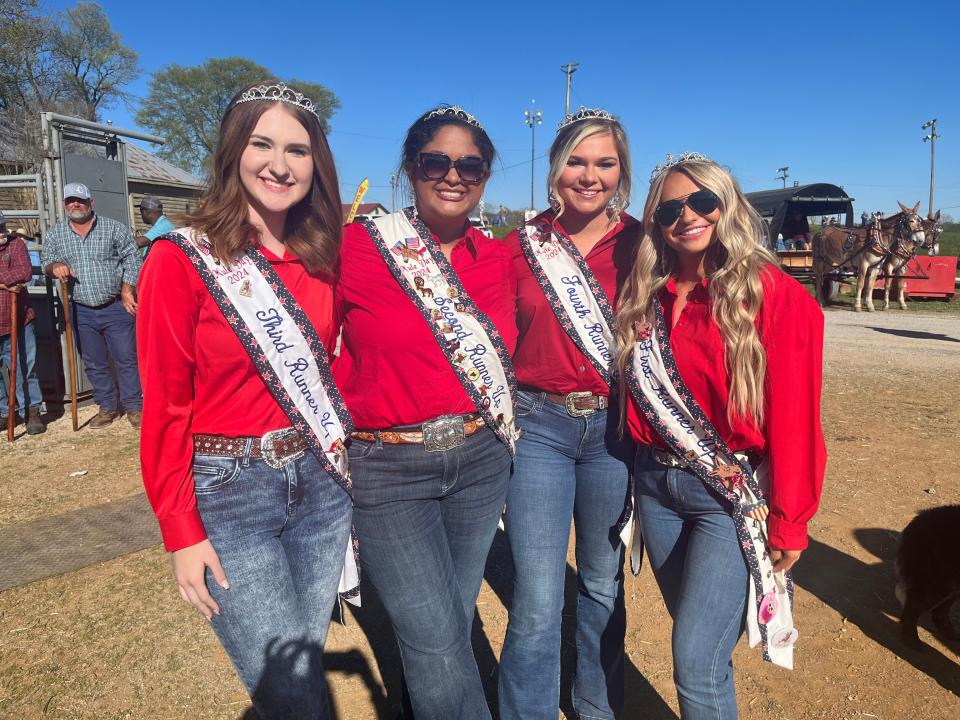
[423,105,483,129]
[233,82,320,121]
[557,106,615,131]
[649,151,712,183]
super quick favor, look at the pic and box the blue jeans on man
[196,448,353,720]
[633,449,749,720]
[348,427,511,720]
[499,391,633,720]
[0,320,42,413]
[73,298,142,412]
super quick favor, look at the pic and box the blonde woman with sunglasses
[615,154,825,719]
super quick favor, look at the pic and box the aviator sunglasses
[654,189,720,226]
[417,152,489,185]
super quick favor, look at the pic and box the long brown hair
[186,82,342,273]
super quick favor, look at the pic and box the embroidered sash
[163,230,361,605]
[364,208,519,455]
[624,298,797,669]
[516,220,617,383]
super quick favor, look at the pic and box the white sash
[516,220,616,382]
[625,298,797,669]
[165,229,360,606]
[365,208,519,454]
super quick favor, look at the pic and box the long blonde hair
[615,159,779,426]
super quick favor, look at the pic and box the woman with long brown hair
[138,82,355,719]
[616,153,825,718]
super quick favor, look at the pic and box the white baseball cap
[63,182,92,201]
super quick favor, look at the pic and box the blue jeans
[633,449,748,720]
[499,391,632,720]
[349,426,512,720]
[194,447,353,720]
[0,320,42,413]
[74,298,142,412]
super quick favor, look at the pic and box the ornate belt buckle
[422,415,465,453]
[260,427,300,469]
[563,391,595,417]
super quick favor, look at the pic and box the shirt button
[578,365,586,371]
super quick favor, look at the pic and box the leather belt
[193,427,305,469]
[647,446,761,469]
[351,413,484,452]
[541,390,609,417]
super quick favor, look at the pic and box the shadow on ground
[793,529,959,698]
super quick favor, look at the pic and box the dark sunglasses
[417,152,488,184]
[654,189,720,226]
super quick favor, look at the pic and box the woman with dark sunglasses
[615,154,825,718]
[498,108,638,720]
[334,105,518,720]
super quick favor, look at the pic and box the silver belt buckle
[563,391,595,417]
[260,427,300,469]
[422,415,466,453]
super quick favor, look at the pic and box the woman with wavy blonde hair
[616,154,826,718]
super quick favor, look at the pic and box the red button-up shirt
[626,267,826,550]
[507,211,639,395]
[138,239,337,552]
[334,222,518,429]
[0,237,36,336]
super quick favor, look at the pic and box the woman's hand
[171,539,230,620]
[769,547,802,574]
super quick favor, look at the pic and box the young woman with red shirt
[616,155,825,718]
[335,106,517,720]
[498,110,638,720]
[138,83,352,719]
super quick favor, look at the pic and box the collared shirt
[137,238,337,552]
[334,220,518,430]
[0,237,36,336]
[142,214,176,258]
[508,210,639,396]
[625,266,826,551]
[41,213,142,306]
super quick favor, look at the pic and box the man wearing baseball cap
[42,182,144,429]
[134,195,175,258]
[0,212,45,434]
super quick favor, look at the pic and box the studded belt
[541,390,609,417]
[351,413,485,452]
[647,446,760,469]
[193,427,305,469]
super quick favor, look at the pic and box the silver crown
[649,152,712,183]
[557,106,615,131]
[233,82,320,121]
[423,105,483,129]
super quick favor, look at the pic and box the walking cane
[6,288,17,442]
[59,281,79,431]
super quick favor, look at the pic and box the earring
[606,191,623,220]
[548,190,561,214]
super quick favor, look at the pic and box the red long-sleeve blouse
[138,239,337,552]
[626,267,826,550]
[334,222,518,429]
[507,211,639,395]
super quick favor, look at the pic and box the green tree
[136,57,340,175]
[52,1,139,120]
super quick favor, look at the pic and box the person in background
[0,213,45,434]
[42,182,143,429]
[498,108,637,720]
[135,195,175,257]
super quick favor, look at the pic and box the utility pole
[524,100,543,212]
[776,166,789,188]
[389,172,398,212]
[921,118,940,216]
[561,63,579,116]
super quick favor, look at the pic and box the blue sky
[48,0,959,219]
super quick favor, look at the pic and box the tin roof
[125,144,202,188]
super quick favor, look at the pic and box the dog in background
[895,505,960,648]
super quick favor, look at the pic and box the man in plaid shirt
[42,183,144,429]
[0,211,45,434]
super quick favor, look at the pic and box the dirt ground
[1,307,958,719]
